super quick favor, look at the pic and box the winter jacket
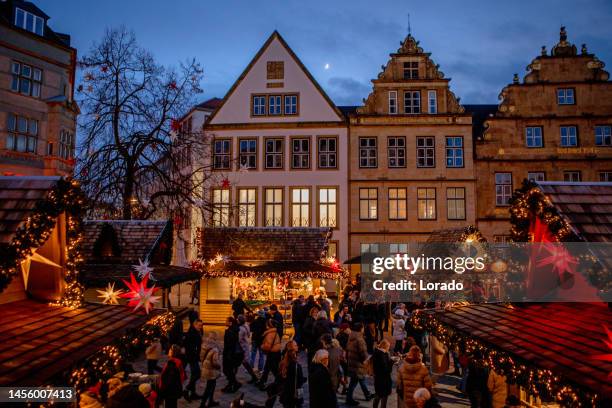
[312,317,334,344]
[261,327,281,353]
[184,326,202,362]
[158,359,184,399]
[238,323,252,356]
[396,361,432,408]
[200,344,221,380]
[271,311,284,336]
[250,316,267,347]
[232,298,249,316]
[326,340,344,390]
[372,347,393,397]
[336,330,350,350]
[302,316,316,350]
[346,331,368,376]
[279,360,306,407]
[392,318,406,341]
[487,370,508,408]
[429,335,449,375]
[223,323,242,367]
[308,363,338,408]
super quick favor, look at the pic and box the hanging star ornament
[591,325,612,378]
[221,178,231,189]
[120,272,160,314]
[96,282,124,305]
[133,259,154,280]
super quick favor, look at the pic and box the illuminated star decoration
[120,272,160,314]
[591,324,612,378]
[535,243,578,284]
[133,258,155,280]
[96,282,124,305]
[221,178,231,189]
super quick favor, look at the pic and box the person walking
[184,319,203,401]
[237,314,259,383]
[302,307,320,366]
[278,340,306,408]
[158,345,185,408]
[291,295,306,346]
[313,310,334,345]
[466,350,491,408]
[222,316,242,393]
[397,346,432,408]
[250,309,267,372]
[321,334,343,393]
[200,332,221,408]
[145,337,162,374]
[345,322,373,405]
[372,339,393,408]
[269,304,284,337]
[392,313,406,354]
[256,318,282,390]
[232,292,251,318]
[309,349,338,408]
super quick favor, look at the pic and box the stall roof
[0,300,151,386]
[426,228,468,243]
[81,264,200,288]
[536,182,612,242]
[434,302,612,399]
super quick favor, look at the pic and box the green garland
[0,178,86,307]
[408,309,600,408]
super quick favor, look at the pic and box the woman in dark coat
[372,340,393,408]
[279,341,306,408]
[308,349,338,408]
[222,316,242,393]
[158,345,185,408]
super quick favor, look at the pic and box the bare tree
[76,27,216,220]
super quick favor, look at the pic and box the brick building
[347,34,476,263]
[0,0,77,176]
[475,27,612,241]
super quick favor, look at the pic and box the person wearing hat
[138,383,157,408]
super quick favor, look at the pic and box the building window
[428,90,437,114]
[417,136,435,167]
[14,8,44,36]
[239,139,257,169]
[494,235,511,245]
[284,94,298,115]
[417,188,436,220]
[359,137,377,168]
[403,61,418,79]
[360,243,379,273]
[265,138,284,169]
[10,61,42,98]
[291,138,310,169]
[317,136,337,169]
[291,188,310,226]
[6,114,37,153]
[318,187,337,227]
[389,243,408,255]
[564,171,581,182]
[526,126,543,147]
[237,188,256,227]
[46,142,53,156]
[557,88,575,105]
[527,172,545,182]
[495,173,512,206]
[328,241,338,259]
[212,188,230,227]
[268,95,282,115]
[264,188,283,226]
[59,130,74,159]
[445,136,463,167]
[595,125,612,146]
[447,187,466,220]
[359,188,378,220]
[213,139,231,169]
[388,188,407,220]
[560,126,578,147]
[388,136,406,168]
[404,91,421,114]
[267,61,284,80]
[252,95,266,116]
[388,91,397,114]
[599,172,612,182]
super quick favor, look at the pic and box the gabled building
[347,34,476,267]
[0,0,78,177]
[475,27,612,241]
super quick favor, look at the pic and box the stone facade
[0,1,77,176]
[475,27,612,241]
[348,34,476,260]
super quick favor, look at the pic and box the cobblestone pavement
[133,330,470,407]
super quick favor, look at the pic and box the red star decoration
[120,272,160,314]
[101,65,108,73]
[591,325,612,378]
[535,244,578,282]
[170,119,181,132]
[221,178,231,188]
[168,81,177,90]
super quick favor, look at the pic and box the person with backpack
[256,318,282,390]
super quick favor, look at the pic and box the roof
[81,220,170,264]
[200,227,330,261]
[0,1,72,47]
[434,302,612,400]
[463,104,498,141]
[0,299,151,386]
[81,264,200,289]
[195,97,223,111]
[537,182,612,242]
[426,228,468,243]
[338,105,359,118]
[0,176,61,244]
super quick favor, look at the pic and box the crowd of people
[78,280,517,408]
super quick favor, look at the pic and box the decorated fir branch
[408,309,599,408]
[0,178,86,308]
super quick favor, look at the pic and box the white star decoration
[96,282,124,305]
[133,259,154,280]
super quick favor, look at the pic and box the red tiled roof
[537,182,612,242]
[200,227,331,261]
[0,176,61,244]
[435,303,612,399]
[0,300,150,386]
[196,97,223,110]
[81,220,170,263]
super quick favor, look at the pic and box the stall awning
[0,300,151,386]
[81,264,201,288]
[433,302,612,400]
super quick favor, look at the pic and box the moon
[324,63,330,70]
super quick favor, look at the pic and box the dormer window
[14,8,44,36]
[403,61,418,79]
